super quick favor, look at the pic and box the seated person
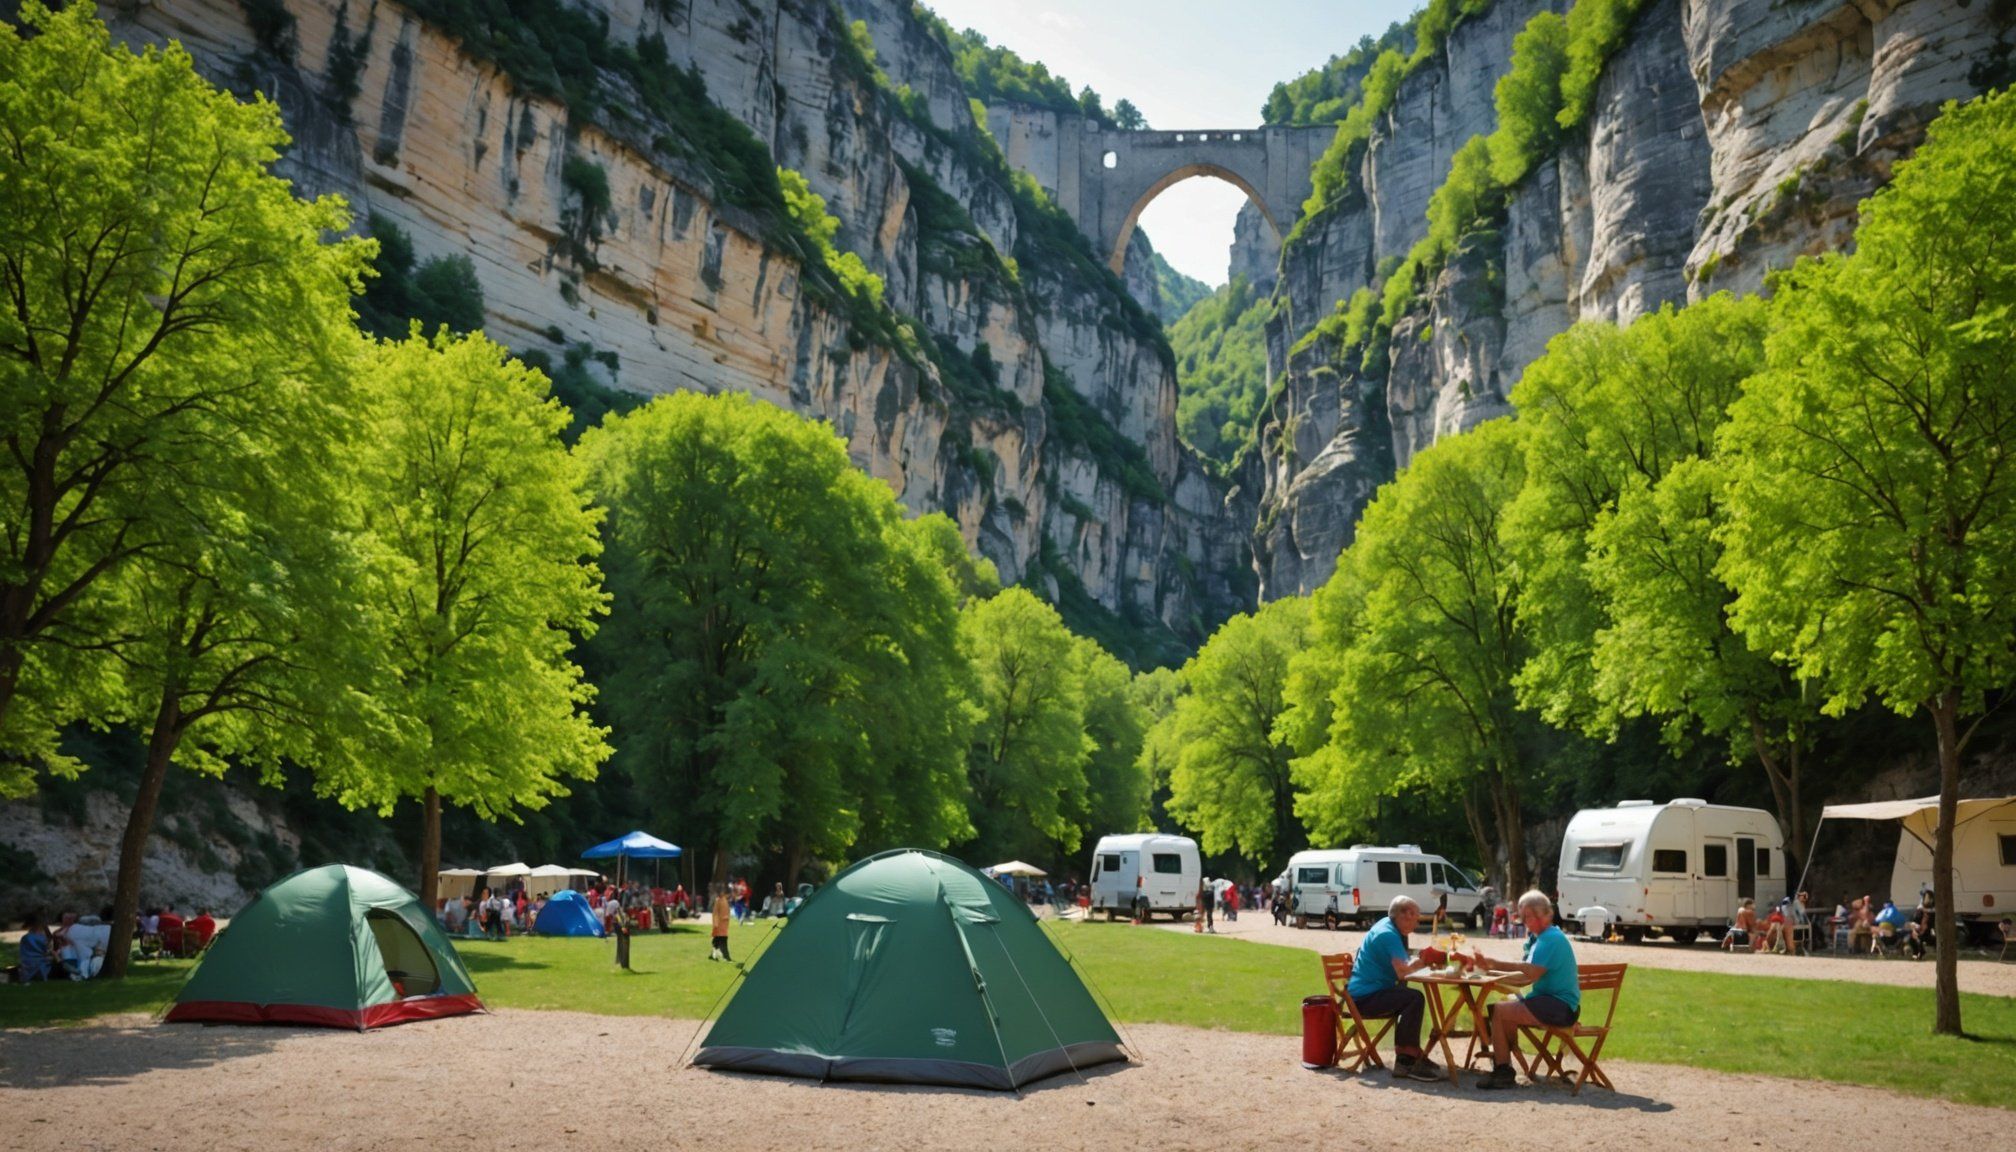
[137,907,162,959]
[64,909,113,979]
[15,914,54,982]
[1467,891,1580,1091]
[186,908,217,951]
[1345,895,1444,1083]
[1874,899,1911,950]
[761,883,787,918]
[1849,897,1875,952]
[1756,903,1785,953]
[1726,898,1757,950]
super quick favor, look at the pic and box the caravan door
[1701,838,1736,923]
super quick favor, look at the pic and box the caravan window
[1703,843,1728,878]
[1403,862,1427,885]
[1575,844,1626,872]
[1756,847,1772,877]
[1651,849,1687,874]
[1100,854,1121,875]
[1152,853,1184,874]
[1376,861,1402,884]
[2000,834,2016,867]
[1296,866,1331,885]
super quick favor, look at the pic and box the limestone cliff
[97,0,1248,654]
[1251,0,2016,598]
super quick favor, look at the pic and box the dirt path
[1139,912,2016,995]
[0,1010,2003,1151]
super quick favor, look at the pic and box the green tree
[1717,91,2016,1036]
[0,3,371,790]
[1111,98,1146,130]
[1165,596,1311,867]
[1294,420,1538,890]
[1074,637,1150,847]
[338,329,610,910]
[959,587,1092,864]
[579,392,973,887]
[1486,11,1568,186]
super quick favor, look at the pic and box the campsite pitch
[1,1010,2007,1151]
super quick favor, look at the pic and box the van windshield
[1576,844,1627,872]
[1441,863,1477,891]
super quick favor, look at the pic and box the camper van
[1557,799,1786,943]
[1087,833,1201,921]
[1277,846,1490,929]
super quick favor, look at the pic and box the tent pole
[1791,818,1826,904]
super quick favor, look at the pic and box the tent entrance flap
[368,909,441,997]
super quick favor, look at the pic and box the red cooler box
[1301,994,1338,1068]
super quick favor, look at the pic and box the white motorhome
[1279,846,1489,929]
[1087,833,1201,921]
[1821,795,2016,942]
[1557,799,1786,943]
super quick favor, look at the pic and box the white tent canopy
[438,867,484,878]
[1821,796,2015,823]
[526,863,574,896]
[487,862,532,877]
[566,867,601,877]
[988,860,1047,878]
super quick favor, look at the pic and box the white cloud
[1035,10,1082,31]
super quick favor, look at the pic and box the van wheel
[1670,927,1700,945]
[1293,915,1307,930]
[1471,909,1487,932]
[1620,927,1646,945]
[1104,907,1116,923]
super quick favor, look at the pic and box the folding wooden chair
[1515,962,1626,1095]
[1321,953,1396,1073]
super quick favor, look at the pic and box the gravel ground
[1140,912,2016,995]
[1,1010,2007,1152]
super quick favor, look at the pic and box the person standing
[1225,883,1240,922]
[709,889,737,965]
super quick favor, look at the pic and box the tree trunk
[711,843,729,898]
[419,786,442,912]
[105,689,184,980]
[783,831,805,899]
[1787,738,1805,877]
[1460,787,1494,886]
[1930,694,1963,1037]
[1486,769,1528,895]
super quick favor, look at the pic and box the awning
[581,831,682,860]
[1820,796,2016,823]
[486,862,532,877]
[988,860,1047,878]
[528,864,573,878]
[438,867,485,878]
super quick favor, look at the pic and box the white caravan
[1818,795,2016,942]
[1557,799,1786,943]
[1087,833,1201,921]
[1279,846,1490,929]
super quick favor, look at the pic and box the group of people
[10,904,215,983]
[1347,890,1581,1090]
[1725,891,1813,953]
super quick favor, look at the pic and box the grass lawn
[1042,920,2016,1109]
[5,916,2012,1109]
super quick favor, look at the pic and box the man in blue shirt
[1466,890,1579,1091]
[1347,895,1443,1081]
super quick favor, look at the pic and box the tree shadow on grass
[0,1020,294,1090]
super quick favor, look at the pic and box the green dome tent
[166,864,483,1030]
[694,849,1126,1090]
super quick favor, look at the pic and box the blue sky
[920,1,1410,286]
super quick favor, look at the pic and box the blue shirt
[1523,925,1580,1012]
[1876,904,1910,929]
[1348,916,1409,999]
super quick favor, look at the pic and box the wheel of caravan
[1105,906,1116,923]
[1670,926,1701,945]
[1620,927,1646,944]
[1293,914,1307,930]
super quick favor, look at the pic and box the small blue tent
[534,890,604,937]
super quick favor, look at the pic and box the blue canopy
[533,890,605,937]
[581,830,682,860]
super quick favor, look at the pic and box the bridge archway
[1105,163,1284,275]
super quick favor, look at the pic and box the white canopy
[438,867,484,878]
[988,860,1048,878]
[528,864,573,877]
[1821,796,2015,823]
[566,867,602,877]
[486,862,533,877]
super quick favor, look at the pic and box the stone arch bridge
[984,112,1332,274]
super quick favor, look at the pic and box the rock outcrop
[98,0,1249,649]
[1252,0,2016,598]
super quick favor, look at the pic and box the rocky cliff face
[1252,0,2016,598]
[98,0,1247,649]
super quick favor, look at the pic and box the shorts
[1522,994,1579,1028]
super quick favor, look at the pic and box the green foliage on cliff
[355,214,486,341]
[911,12,1132,127]
[779,166,886,309]
[1043,366,1165,504]
[1262,21,1414,125]
[1169,276,1271,469]
[1146,240,1212,325]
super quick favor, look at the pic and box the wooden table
[1406,969,1520,1085]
